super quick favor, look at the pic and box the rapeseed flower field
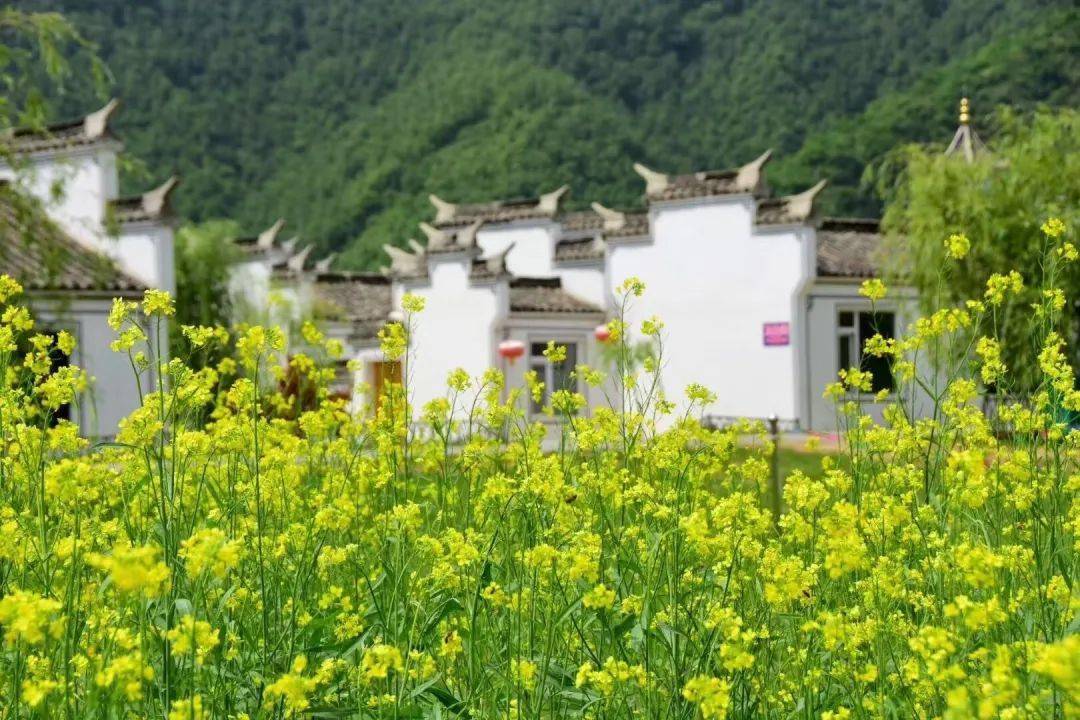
[0,222,1077,719]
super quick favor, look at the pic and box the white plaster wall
[3,145,177,298]
[557,264,608,310]
[228,261,273,323]
[0,147,119,250]
[273,280,310,339]
[393,256,501,413]
[607,198,810,425]
[804,282,927,432]
[476,222,607,310]
[30,295,145,439]
[116,223,176,293]
[477,223,557,277]
[227,262,314,360]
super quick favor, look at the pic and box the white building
[420,155,911,432]
[0,98,971,437]
[231,101,1001,433]
[238,149,912,433]
[0,99,178,437]
[230,215,607,423]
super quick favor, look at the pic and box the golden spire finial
[959,97,970,125]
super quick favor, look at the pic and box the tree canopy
[10,0,1079,268]
[881,107,1080,387]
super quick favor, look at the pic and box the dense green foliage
[15,0,1079,267]
[0,8,101,136]
[171,219,241,357]
[0,9,107,292]
[881,108,1080,385]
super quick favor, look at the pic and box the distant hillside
[17,0,1079,267]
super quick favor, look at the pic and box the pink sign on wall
[763,322,790,347]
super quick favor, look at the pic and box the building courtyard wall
[607,197,811,427]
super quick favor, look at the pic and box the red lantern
[594,323,612,342]
[498,340,526,363]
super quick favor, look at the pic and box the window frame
[835,307,897,396]
[526,337,582,419]
[27,321,82,427]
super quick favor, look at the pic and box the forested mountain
[14,0,1079,267]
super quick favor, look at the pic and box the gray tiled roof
[559,205,648,243]
[109,196,156,224]
[637,150,772,203]
[469,260,506,281]
[554,237,604,262]
[107,177,179,225]
[509,277,603,315]
[755,197,796,225]
[234,219,289,256]
[559,210,605,233]
[0,186,144,294]
[652,170,745,201]
[815,218,882,279]
[437,199,550,227]
[8,99,121,154]
[429,186,568,228]
[604,212,649,239]
[468,241,514,281]
[422,221,483,256]
[755,180,828,227]
[312,272,392,337]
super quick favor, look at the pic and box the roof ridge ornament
[456,219,483,248]
[784,180,828,222]
[419,222,453,250]
[590,202,626,231]
[484,242,515,276]
[140,175,179,217]
[84,98,121,139]
[280,235,300,254]
[382,244,426,277]
[314,253,336,273]
[286,244,314,273]
[633,163,670,195]
[257,218,286,249]
[734,149,773,192]
[429,194,457,224]
[537,185,569,215]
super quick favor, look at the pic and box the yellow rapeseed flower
[166,617,220,666]
[361,644,404,682]
[142,289,175,317]
[0,590,62,645]
[88,544,171,599]
[1041,217,1066,239]
[683,675,731,719]
[180,528,243,579]
[582,583,617,611]
[264,655,317,713]
[945,232,970,259]
[858,278,887,301]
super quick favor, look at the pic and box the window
[25,329,73,425]
[837,310,895,393]
[529,341,579,414]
